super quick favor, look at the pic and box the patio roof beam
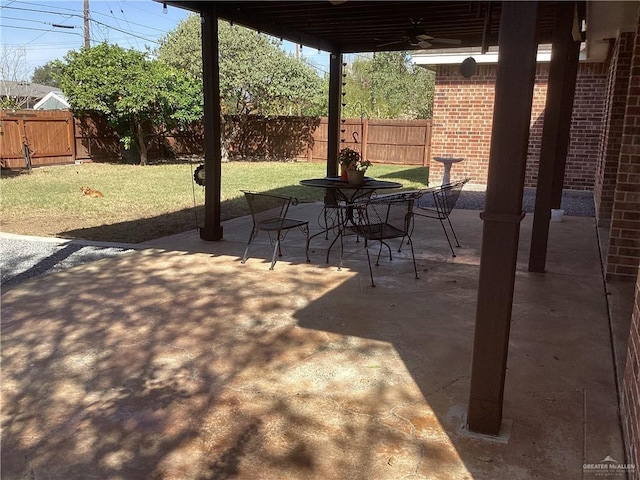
[467,0,539,436]
[529,2,580,272]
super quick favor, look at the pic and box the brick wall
[595,32,635,227]
[431,62,607,189]
[619,9,640,477]
[622,273,640,479]
[605,13,640,281]
[431,64,495,185]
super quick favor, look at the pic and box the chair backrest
[367,196,415,236]
[242,190,295,228]
[433,178,469,217]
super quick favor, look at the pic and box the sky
[1,0,330,81]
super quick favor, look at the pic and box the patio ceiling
[165,1,580,54]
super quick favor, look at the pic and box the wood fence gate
[1,110,75,168]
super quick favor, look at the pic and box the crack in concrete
[425,375,469,399]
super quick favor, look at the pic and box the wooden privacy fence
[1,111,432,168]
[332,118,432,166]
[0,110,75,168]
[152,116,432,166]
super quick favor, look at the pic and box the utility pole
[84,0,90,48]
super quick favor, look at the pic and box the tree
[343,52,435,119]
[156,15,324,116]
[57,43,202,165]
[0,46,32,109]
[31,61,64,88]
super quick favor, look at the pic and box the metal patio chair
[241,190,310,270]
[413,178,469,257]
[350,194,419,287]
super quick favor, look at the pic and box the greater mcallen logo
[583,456,635,476]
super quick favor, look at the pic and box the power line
[4,0,80,14]
[2,15,79,29]
[89,17,158,44]
[299,57,328,75]
[3,5,83,18]
[3,6,160,45]
[5,1,173,35]
[2,25,83,36]
[0,6,166,44]
[103,0,134,50]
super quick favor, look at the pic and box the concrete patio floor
[1,203,630,479]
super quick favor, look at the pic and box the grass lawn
[1,161,429,243]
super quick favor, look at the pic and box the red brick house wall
[430,64,495,185]
[606,15,640,281]
[595,33,635,227]
[622,273,640,480]
[431,62,607,189]
[619,7,640,479]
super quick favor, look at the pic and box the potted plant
[339,147,372,184]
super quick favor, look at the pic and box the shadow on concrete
[1,205,623,479]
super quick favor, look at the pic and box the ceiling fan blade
[417,40,433,48]
[414,33,462,46]
[377,40,403,48]
[430,38,462,45]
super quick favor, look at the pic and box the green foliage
[343,52,435,119]
[156,15,324,116]
[0,97,19,109]
[155,13,203,82]
[338,146,372,172]
[31,61,63,87]
[57,43,201,165]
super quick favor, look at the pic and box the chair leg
[301,224,311,263]
[270,237,281,270]
[277,233,284,257]
[408,237,419,279]
[439,219,457,257]
[446,217,461,247]
[324,208,330,239]
[337,223,345,271]
[398,218,416,253]
[241,227,258,264]
[365,245,375,287]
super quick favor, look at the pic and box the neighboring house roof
[1,80,61,98]
[1,81,63,109]
[33,91,70,110]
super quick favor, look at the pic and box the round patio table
[300,176,403,266]
[300,176,402,203]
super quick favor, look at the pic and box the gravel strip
[418,186,595,217]
[1,234,135,289]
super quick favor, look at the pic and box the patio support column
[327,52,343,178]
[467,1,538,436]
[551,32,580,209]
[529,2,579,272]
[199,2,223,241]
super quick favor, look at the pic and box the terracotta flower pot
[347,169,365,185]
